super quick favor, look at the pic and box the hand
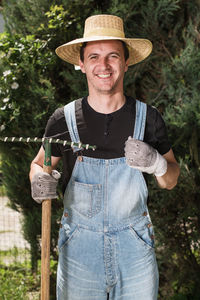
[124,137,167,176]
[31,170,61,204]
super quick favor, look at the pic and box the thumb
[51,170,61,180]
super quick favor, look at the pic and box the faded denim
[57,100,159,299]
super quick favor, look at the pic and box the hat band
[83,27,125,38]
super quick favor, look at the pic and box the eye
[89,55,98,60]
[109,53,120,59]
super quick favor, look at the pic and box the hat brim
[55,36,152,66]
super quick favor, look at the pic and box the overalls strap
[133,100,147,141]
[64,99,82,152]
[64,98,147,151]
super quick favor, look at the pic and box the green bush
[0,31,61,271]
[148,22,200,298]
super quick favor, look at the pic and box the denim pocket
[130,221,155,250]
[58,210,80,251]
[58,223,79,251]
[70,180,102,218]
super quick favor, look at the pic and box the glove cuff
[154,151,167,177]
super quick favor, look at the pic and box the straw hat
[55,14,152,66]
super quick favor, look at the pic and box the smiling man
[30,15,180,300]
[79,40,128,99]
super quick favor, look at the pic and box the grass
[0,248,39,299]
[0,230,13,233]
[0,249,58,300]
[0,262,40,300]
[0,247,31,266]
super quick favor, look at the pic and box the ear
[79,59,86,73]
[125,59,129,72]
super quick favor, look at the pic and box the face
[79,40,129,96]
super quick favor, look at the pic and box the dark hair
[80,40,129,62]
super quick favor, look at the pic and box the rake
[0,136,96,300]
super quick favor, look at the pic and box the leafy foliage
[148,162,200,298]
[0,31,61,271]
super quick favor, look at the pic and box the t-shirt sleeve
[144,105,171,155]
[44,107,70,157]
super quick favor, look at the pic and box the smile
[97,74,111,78]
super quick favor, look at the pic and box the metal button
[78,156,83,162]
[64,212,68,217]
[142,211,147,216]
[147,223,152,228]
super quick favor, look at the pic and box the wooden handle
[41,197,51,300]
[41,140,52,300]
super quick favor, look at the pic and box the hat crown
[83,15,125,38]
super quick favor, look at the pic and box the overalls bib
[57,99,159,300]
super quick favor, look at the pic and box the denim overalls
[57,99,159,300]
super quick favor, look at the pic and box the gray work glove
[31,170,61,204]
[124,137,167,177]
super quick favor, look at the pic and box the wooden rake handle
[41,139,52,300]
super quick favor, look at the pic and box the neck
[87,92,126,114]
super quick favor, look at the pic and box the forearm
[156,161,180,190]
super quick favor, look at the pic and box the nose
[99,56,109,69]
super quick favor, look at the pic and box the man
[30,14,180,300]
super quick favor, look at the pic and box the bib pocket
[69,180,102,218]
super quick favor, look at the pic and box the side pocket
[58,210,80,251]
[130,221,155,250]
[58,225,79,252]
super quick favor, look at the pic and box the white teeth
[97,74,111,78]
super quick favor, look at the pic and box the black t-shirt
[44,96,171,192]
